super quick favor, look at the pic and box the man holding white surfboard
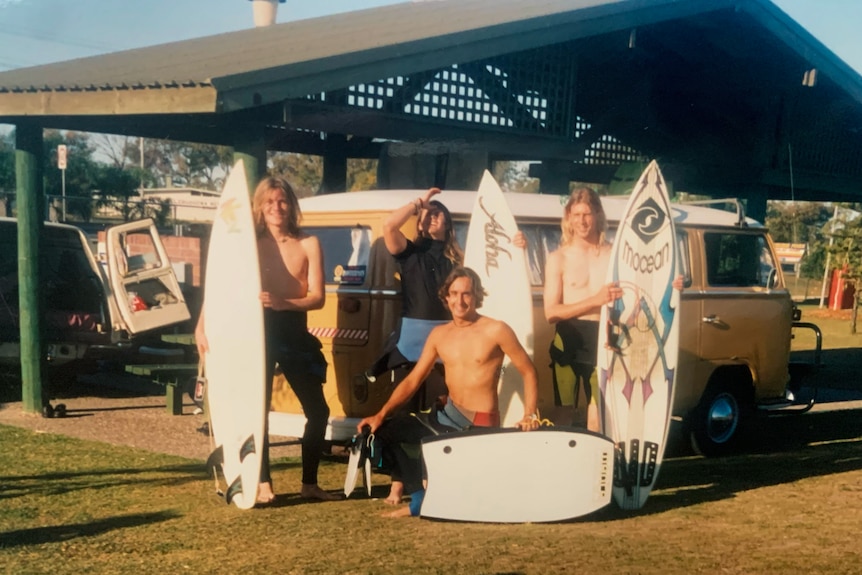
[197,176,339,504]
[544,188,621,432]
[358,266,540,517]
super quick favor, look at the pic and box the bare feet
[256,482,276,506]
[300,483,342,501]
[382,505,413,518]
[384,481,404,505]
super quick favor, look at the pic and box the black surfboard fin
[239,435,256,462]
[225,476,243,505]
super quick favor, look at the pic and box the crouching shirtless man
[357,266,540,518]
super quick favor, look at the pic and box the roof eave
[0,85,218,118]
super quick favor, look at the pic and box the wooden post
[15,123,44,413]
[321,133,347,194]
[232,126,267,196]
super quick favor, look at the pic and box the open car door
[105,219,190,335]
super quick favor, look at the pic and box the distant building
[141,187,220,222]
[774,242,807,276]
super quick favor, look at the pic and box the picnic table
[124,362,199,415]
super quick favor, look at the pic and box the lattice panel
[781,97,862,179]
[339,43,578,139]
[305,42,646,164]
[585,134,646,165]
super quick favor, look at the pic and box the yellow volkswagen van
[268,190,796,455]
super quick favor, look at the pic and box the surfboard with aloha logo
[463,170,533,427]
[596,160,680,510]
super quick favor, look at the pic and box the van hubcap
[706,393,739,444]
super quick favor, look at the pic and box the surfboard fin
[239,434,256,462]
[225,476,243,505]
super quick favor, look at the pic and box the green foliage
[347,158,377,191]
[765,201,831,244]
[493,161,540,194]
[269,151,323,198]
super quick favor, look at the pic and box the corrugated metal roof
[0,0,859,107]
[0,0,719,94]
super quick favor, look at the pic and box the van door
[105,219,190,335]
[697,231,792,397]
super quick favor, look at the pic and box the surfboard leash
[199,359,225,498]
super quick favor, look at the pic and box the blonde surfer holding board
[545,187,683,433]
[197,176,339,505]
[358,267,540,518]
[544,188,620,432]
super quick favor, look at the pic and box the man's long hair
[416,200,463,266]
[252,176,302,238]
[561,187,607,246]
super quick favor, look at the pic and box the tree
[493,161,539,194]
[765,201,831,245]
[42,130,102,221]
[144,139,232,190]
[269,152,322,198]
[824,207,862,333]
[347,158,377,191]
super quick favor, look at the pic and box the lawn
[2,408,862,575]
[1,304,861,574]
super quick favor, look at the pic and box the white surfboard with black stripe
[203,161,267,510]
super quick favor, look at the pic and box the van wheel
[689,381,752,457]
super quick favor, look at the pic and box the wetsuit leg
[289,371,331,485]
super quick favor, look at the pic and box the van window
[306,225,373,285]
[704,232,776,287]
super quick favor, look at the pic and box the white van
[268,190,798,455]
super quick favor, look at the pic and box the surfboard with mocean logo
[463,170,533,428]
[596,160,680,510]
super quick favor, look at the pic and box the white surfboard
[597,160,680,511]
[420,428,614,522]
[202,161,267,510]
[463,170,533,427]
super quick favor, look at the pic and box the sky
[0,0,860,75]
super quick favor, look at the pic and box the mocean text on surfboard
[622,240,670,274]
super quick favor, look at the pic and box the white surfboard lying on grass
[421,428,614,522]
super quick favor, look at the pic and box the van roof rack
[678,198,747,227]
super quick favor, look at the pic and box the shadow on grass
[0,462,206,502]
[0,510,181,548]
[590,407,862,521]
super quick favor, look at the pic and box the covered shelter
[2,0,862,409]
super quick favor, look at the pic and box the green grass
[2,415,862,575]
[2,303,861,574]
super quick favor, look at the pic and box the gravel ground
[0,372,303,461]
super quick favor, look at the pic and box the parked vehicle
[0,217,190,385]
[265,190,809,456]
